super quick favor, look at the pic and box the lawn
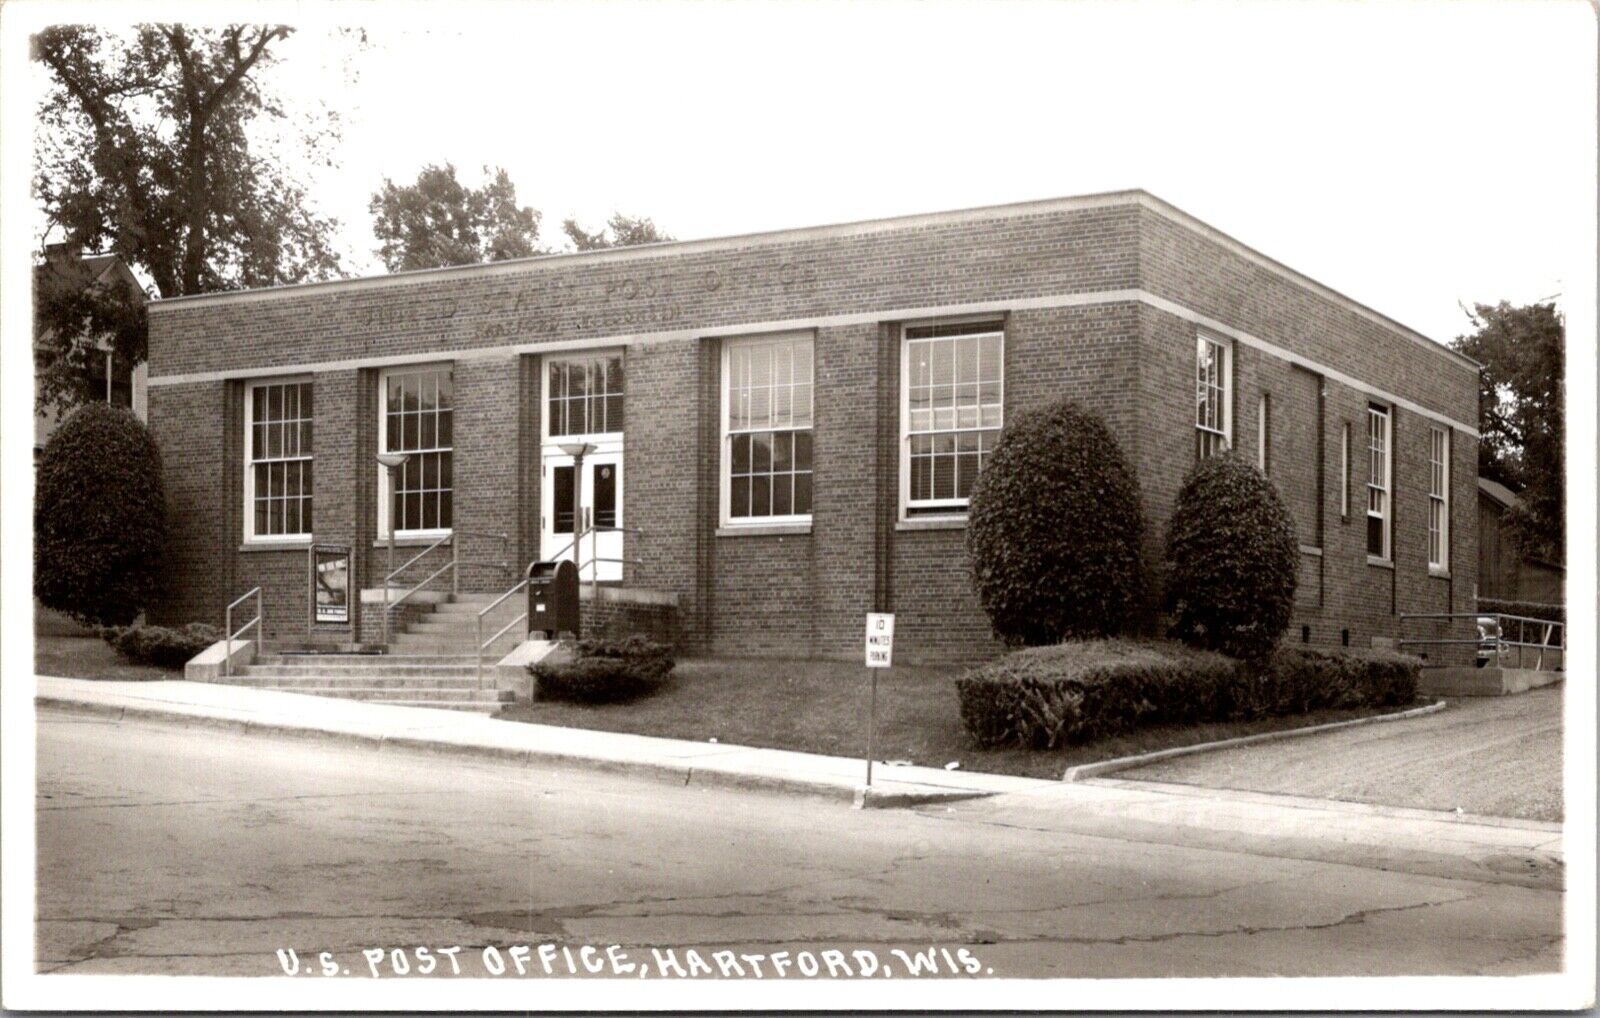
[34,635,178,682]
[495,656,1422,781]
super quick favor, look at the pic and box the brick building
[145,190,1480,664]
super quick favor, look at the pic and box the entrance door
[540,450,623,581]
[539,350,625,582]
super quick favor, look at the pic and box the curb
[1060,698,1449,782]
[36,694,998,810]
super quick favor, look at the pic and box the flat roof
[148,188,1480,373]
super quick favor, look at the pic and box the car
[1475,615,1502,668]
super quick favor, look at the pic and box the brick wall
[146,194,1478,663]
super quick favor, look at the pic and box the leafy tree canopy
[34,25,350,300]
[33,24,354,413]
[562,212,674,251]
[369,163,544,272]
[1451,301,1564,562]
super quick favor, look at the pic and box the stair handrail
[383,531,456,645]
[475,574,531,686]
[223,586,263,679]
[471,525,651,682]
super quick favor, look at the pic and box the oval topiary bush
[35,403,166,627]
[966,399,1146,645]
[1163,455,1299,660]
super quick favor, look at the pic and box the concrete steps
[226,593,519,711]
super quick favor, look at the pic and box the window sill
[1429,567,1452,579]
[716,523,812,538]
[373,533,453,549]
[1298,545,1323,557]
[897,516,967,532]
[1367,556,1394,570]
[240,538,312,552]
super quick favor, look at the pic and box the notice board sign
[309,543,352,626]
[864,612,895,668]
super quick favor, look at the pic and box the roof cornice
[147,188,1478,374]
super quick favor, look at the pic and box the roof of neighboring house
[34,247,144,300]
[1478,476,1520,510]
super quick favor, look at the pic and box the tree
[368,163,544,272]
[1163,456,1299,661]
[33,252,147,418]
[966,399,1147,645]
[562,212,673,251]
[35,404,167,627]
[33,24,351,393]
[1451,301,1564,562]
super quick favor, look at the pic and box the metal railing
[223,586,263,678]
[1399,612,1565,671]
[473,524,647,682]
[381,531,513,640]
[475,576,530,685]
[381,532,457,645]
[546,523,647,595]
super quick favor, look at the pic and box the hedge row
[955,639,1420,750]
[530,635,675,703]
[1477,599,1564,627]
[102,622,222,669]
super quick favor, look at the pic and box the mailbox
[527,558,580,638]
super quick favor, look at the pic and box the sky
[225,0,1597,349]
[13,0,1599,347]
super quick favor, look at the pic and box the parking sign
[864,613,895,668]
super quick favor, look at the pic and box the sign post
[863,612,895,788]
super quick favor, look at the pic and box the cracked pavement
[35,709,1562,978]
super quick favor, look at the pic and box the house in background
[33,243,148,457]
[1477,476,1564,603]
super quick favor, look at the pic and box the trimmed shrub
[531,635,675,703]
[35,404,166,627]
[967,400,1146,645]
[955,639,1420,749]
[956,639,1237,749]
[1477,598,1564,627]
[102,622,222,669]
[1163,455,1298,660]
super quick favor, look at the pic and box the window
[547,353,623,436]
[1429,426,1450,571]
[1339,422,1351,521]
[379,366,453,536]
[902,320,1004,514]
[1257,392,1271,475]
[1195,335,1231,459]
[722,333,813,524]
[1366,404,1391,560]
[245,379,313,540]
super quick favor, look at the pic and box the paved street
[36,708,1562,978]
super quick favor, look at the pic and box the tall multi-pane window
[380,366,454,536]
[1366,404,1392,559]
[547,354,623,436]
[1196,335,1231,459]
[903,320,1003,513]
[245,379,313,540]
[723,334,814,523]
[1429,426,1450,570]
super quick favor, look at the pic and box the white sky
[223,0,1598,347]
[12,1,1596,345]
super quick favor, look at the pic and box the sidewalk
[34,677,1036,807]
[36,676,1563,890]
